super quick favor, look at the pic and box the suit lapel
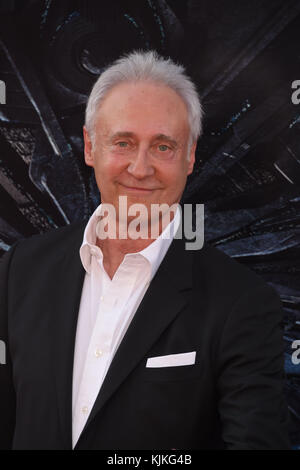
[76,234,194,447]
[51,222,86,449]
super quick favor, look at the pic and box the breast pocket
[142,363,203,382]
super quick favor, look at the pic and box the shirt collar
[137,207,180,280]
[79,203,181,279]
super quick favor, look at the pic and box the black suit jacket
[0,221,291,449]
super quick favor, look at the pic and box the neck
[96,209,177,279]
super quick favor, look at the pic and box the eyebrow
[110,131,179,147]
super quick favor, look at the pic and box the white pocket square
[146,351,196,368]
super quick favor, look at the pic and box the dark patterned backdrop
[0,0,299,448]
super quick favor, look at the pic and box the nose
[127,146,154,179]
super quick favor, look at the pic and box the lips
[119,183,155,192]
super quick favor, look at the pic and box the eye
[116,141,128,147]
[158,144,169,152]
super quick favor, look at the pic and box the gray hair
[85,50,203,153]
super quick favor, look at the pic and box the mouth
[119,183,156,193]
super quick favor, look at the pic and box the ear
[187,141,197,175]
[83,126,94,167]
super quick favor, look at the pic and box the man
[0,50,290,450]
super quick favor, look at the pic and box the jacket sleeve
[216,282,291,449]
[0,243,18,449]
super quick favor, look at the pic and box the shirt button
[82,406,89,414]
[95,348,103,358]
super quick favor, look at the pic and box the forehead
[94,81,190,139]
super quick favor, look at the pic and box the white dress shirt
[72,203,180,448]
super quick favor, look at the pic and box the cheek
[158,164,185,187]
[94,152,127,178]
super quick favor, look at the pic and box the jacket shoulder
[193,241,277,297]
[10,220,87,261]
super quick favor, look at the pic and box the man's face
[84,81,196,222]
